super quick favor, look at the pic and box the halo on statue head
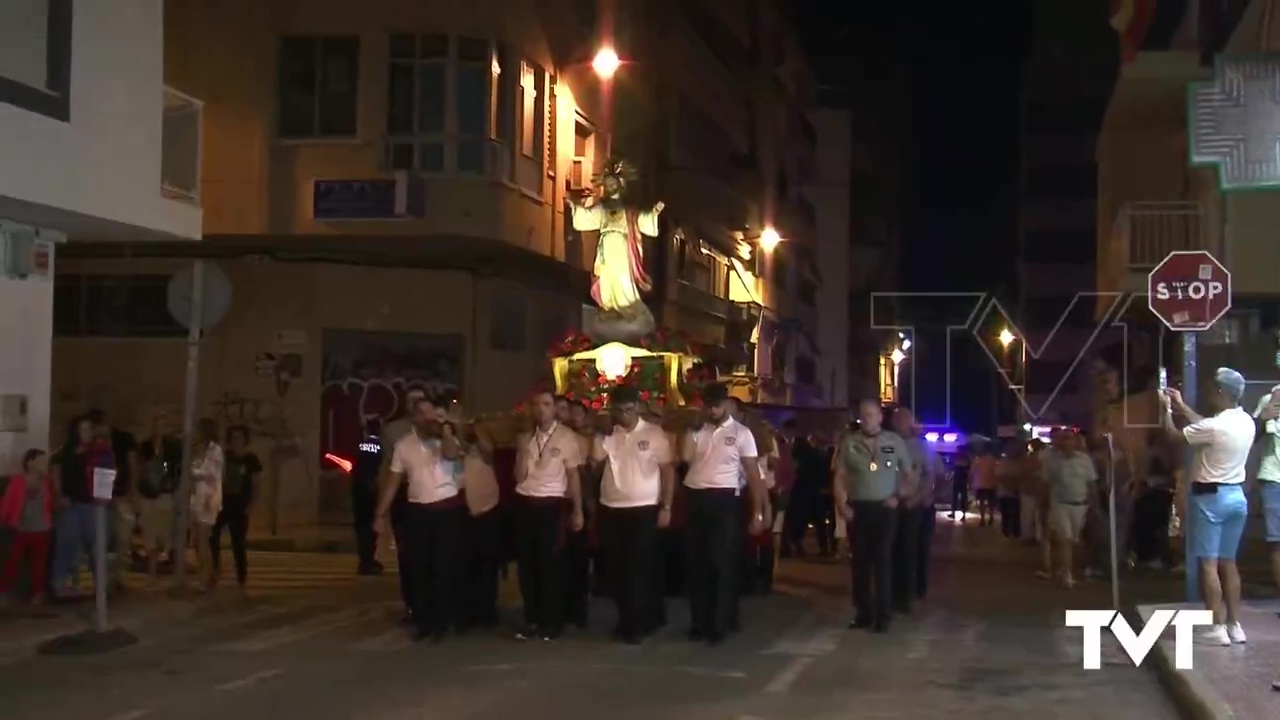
[591,157,639,197]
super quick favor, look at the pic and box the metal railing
[1117,201,1204,268]
[161,86,203,204]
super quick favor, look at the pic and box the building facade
[48,0,816,537]
[803,95,851,409]
[0,0,202,467]
[1095,0,1278,451]
[1013,0,1118,427]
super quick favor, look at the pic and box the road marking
[214,608,369,652]
[214,668,283,691]
[762,623,841,656]
[106,710,153,720]
[763,656,814,694]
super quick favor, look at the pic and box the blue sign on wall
[312,177,425,220]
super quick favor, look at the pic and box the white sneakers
[1200,623,1247,647]
[1201,625,1232,646]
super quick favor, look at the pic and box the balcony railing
[161,86,203,204]
[1117,201,1204,269]
[675,280,729,318]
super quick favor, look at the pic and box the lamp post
[997,327,1026,424]
[592,47,621,80]
[890,347,906,403]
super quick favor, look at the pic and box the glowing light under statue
[594,342,633,379]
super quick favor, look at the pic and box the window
[489,288,528,352]
[455,36,490,173]
[387,33,448,172]
[54,275,187,337]
[570,121,595,189]
[520,62,538,158]
[277,36,359,139]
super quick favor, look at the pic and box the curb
[1135,605,1236,720]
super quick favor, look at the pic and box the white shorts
[1049,503,1088,542]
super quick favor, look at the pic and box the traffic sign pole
[1146,250,1229,604]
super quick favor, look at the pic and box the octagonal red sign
[1147,251,1232,331]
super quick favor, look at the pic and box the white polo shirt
[1183,407,1255,485]
[1252,389,1280,483]
[462,449,499,515]
[595,419,672,508]
[684,417,759,490]
[390,432,460,504]
[516,422,583,498]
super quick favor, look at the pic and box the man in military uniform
[352,419,384,575]
[833,399,917,633]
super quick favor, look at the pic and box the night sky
[795,3,1034,430]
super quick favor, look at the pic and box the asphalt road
[0,518,1182,720]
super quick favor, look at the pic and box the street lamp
[592,47,621,80]
[890,347,906,403]
[998,328,1015,348]
[759,226,782,253]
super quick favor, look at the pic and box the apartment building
[1013,0,1118,427]
[0,0,202,466]
[802,90,851,409]
[47,0,814,535]
[1096,0,1278,446]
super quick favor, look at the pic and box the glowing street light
[760,226,782,253]
[592,47,621,80]
[998,328,1015,348]
[890,348,906,365]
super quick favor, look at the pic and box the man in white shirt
[681,383,765,645]
[592,385,675,645]
[1252,384,1280,606]
[380,388,425,624]
[372,394,465,642]
[1162,367,1254,646]
[513,390,584,641]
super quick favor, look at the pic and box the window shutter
[546,73,556,177]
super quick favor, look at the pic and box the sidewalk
[1142,601,1279,720]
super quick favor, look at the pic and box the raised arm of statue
[571,201,604,232]
[636,201,664,237]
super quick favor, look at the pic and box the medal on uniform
[869,461,878,472]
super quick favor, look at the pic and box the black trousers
[850,500,897,626]
[467,507,502,626]
[950,479,968,516]
[601,505,660,639]
[404,501,466,635]
[563,525,590,627]
[351,481,378,568]
[1132,488,1173,565]
[916,506,936,599]
[514,498,566,633]
[999,495,1021,537]
[891,506,921,612]
[686,488,741,638]
[210,505,249,584]
[784,484,830,554]
[391,497,414,614]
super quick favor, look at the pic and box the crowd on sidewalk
[1,409,264,606]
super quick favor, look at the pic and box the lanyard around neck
[531,422,558,461]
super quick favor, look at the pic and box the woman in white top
[189,418,224,591]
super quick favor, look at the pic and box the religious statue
[569,158,664,340]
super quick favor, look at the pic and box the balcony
[161,87,203,205]
[1116,201,1205,269]
[675,280,729,319]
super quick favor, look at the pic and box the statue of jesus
[569,158,664,313]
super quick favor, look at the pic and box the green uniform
[840,431,912,502]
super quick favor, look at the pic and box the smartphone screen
[1158,367,1168,392]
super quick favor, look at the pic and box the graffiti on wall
[319,330,464,460]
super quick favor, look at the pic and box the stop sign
[1147,251,1232,331]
